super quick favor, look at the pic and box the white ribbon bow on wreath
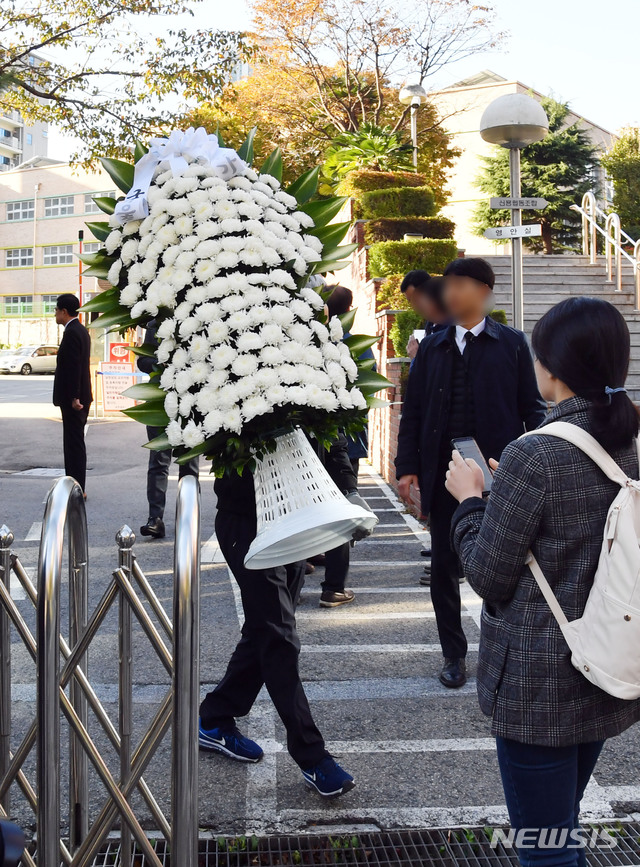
[114,126,246,225]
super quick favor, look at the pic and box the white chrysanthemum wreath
[81,128,388,475]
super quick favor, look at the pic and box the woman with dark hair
[445,297,640,867]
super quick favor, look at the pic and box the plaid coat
[452,396,640,745]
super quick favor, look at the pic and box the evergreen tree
[601,128,640,240]
[473,97,597,254]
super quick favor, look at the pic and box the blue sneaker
[198,721,263,763]
[302,757,355,797]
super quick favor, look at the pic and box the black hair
[531,296,639,451]
[400,270,431,294]
[325,284,353,318]
[443,257,495,290]
[421,276,447,315]
[56,293,80,316]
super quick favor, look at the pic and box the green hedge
[359,185,437,219]
[376,274,410,311]
[368,239,457,278]
[390,310,424,358]
[336,169,428,197]
[365,216,455,244]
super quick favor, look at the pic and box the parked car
[0,345,58,375]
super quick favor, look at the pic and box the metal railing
[0,474,201,866]
[571,192,640,305]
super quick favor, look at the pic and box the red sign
[109,342,131,364]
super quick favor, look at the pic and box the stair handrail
[571,192,640,306]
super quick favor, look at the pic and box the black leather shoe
[439,658,467,689]
[140,517,165,539]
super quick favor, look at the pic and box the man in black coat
[53,294,92,493]
[395,258,545,688]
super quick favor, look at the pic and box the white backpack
[521,421,640,700]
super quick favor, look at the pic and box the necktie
[463,331,475,352]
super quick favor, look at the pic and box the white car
[0,345,58,375]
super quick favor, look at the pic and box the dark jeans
[322,542,350,593]
[429,477,467,659]
[146,425,199,519]
[60,403,90,492]
[496,737,605,867]
[199,509,329,769]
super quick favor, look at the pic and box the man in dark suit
[53,294,92,493]
[395,258,546,689]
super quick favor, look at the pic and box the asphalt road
[0,373,55,404]
[1,378,639,843]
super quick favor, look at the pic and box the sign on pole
[484,224,542,240]
[489,197,549,209]
[99,362,136,412]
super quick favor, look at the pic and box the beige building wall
[0,160,115,320]
[430,71,616,255]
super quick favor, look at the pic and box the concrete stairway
[483,254,640,398]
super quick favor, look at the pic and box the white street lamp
[399,83,428,170]
[480,93,549,330]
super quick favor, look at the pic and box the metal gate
[0,475,201,867]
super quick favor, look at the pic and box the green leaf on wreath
[122,400,169,427]
[308,220,351,248]
[176,438,216,463]
[82,264,111,279]
[100,157,135,194]
[259,147,283,183]
[122,382,165,401]
[130,343,156,358]
[93,196,117,215]
[365,396,391,408]
[337,308,356,333]
[237,127,257,165]
[358,357,376,371]
[355,369,390,391]
[79,289,119,313]
[143,433,172,451]
[134,140,149,162]
[300,196,348,227]
[286,166,320,205]
[77,251,115,266]
[84,221,111,242]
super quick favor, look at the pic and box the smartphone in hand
[451,437,494,495]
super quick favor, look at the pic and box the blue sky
[49,0,637,158]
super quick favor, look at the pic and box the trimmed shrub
[490,309,508,325]
[368,239,458,278]
[390,310,423,358]
[365,216,455,244]
[359,185,437,219]
[376,274,410,311]
[337,169,427,197]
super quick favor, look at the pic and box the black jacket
[395,316,545,513]
[53,317,92,408]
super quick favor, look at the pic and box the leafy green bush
[360,185,437,219]
[390,310,424,358]
[376,274,410,311]
[336,169,427,197]
[365,216,455,244]
[368,239,457,278]
[490,308,508,325]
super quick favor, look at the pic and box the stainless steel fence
[0,474,201,867]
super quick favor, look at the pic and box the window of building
[44,195,74,217]
[6,248,33,267]
[41,294,58,314]
[42,130,48,138]
[28,56,36,67]
[4,295,33,315]
[43,244,74,265]
[6,200,34,221]
[82,241,101,254]
[26,133,32,145]
[0,156,11,167]
[84,191,117,214]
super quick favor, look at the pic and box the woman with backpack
[445,296,640,867]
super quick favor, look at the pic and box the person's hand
[346,491,374,541]
[445,451,485,503]
[398,474,419,503]
[72,398,84,411]
[406,336,419,359]
[489,458,499,473]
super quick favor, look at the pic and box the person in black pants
[137,320,199,538]
[395,258,545,689]
[198,448,358,798]
[53,294,92,493]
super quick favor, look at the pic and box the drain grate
[81,823,640,866]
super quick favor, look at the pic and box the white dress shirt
[454,318,486,354]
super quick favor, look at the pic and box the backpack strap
[521,421,631,488]
[526,551,569,627]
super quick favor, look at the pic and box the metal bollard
[0,526,14,816]
[116,526,135,867]
[171,476,201,867]
[37,476,88,867]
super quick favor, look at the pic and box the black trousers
[429,476,467,660]
[199,509,329,769]
[146,426,199,519]
[322,542,350,593]
[60,403,90,492]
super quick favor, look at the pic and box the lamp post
[479,94,549,330]
[399,84,428,170]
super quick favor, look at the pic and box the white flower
[170,269,191,291]
[210,344,237,368]
[174,301,193,321]
[227,310,251,331]
[164,391,179,419]
[259,174,279,189]
[179,318,200,339]
[157,339,176,365]
[232,354,259,377]
[166,421,183,447]
[279,364,300,383]
[220,294,246,313]
[203,410,224,435]
[207,320,230,345]
[158,283,178,308]
[120,239,139,265]
[195,259,219,283]
[329,318,344,341]
[293,256,308,275]
[270,269,297,291]
[186,284,208,305]
[219,218,244,234]
[176,250,197,271]
[305,346,324,368]
[174,216,194,237]
[285,385,306,404]
[267,287,291,304]
[123,220,142,236]
[274,190,298,209]
[216,250,239,270]
[261,247,282,267]
[156,318,177,339]
[108,213,120,228]
[287,322,313,345]
[221,409,242,433]
[105,230,122,255]
[182,420,205,448]
[156,224,178,247]
[226,272,251,292]
[120,284,142,306]
[180,235,199,251]
[239,240,267,267]
[336,388,354,409]
[151,213,169,233]
[261,323,284,345]
[244,287,266,306]
[217,383,240,406]
[207,369,228,389]
[137,235,156,258]
[180,392,198,415]
[264,221,287,239]
[260,345,284,365]
[281,342,307,364]
[294,211,315,229]
[165,199,191,218]
[270,306,295,328]
[162,246,180,266]
[237,332,264,353]
[213,199,238,220]
[174,176,199,195]
[228,175,252,191]
[241,396,271,421]
[235,374,258,399]
[289,299,314,322]
[175,369,195,393]
[172,346,189,369]
[322,341,341,362]
[326,361,347,388]
[160,365,176,389]
[195,221,221,239]
[140,258,158,282]
[187,189,210,206]
[196,302,221,323]
[188,334,210,361]
[303,234,323,253]
[254,367,279,388]
[237,201,263,220]
[350,387,368,409]
[195,239,222,259]
[108,260,122,286]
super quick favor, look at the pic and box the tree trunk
[542,222,554,255]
